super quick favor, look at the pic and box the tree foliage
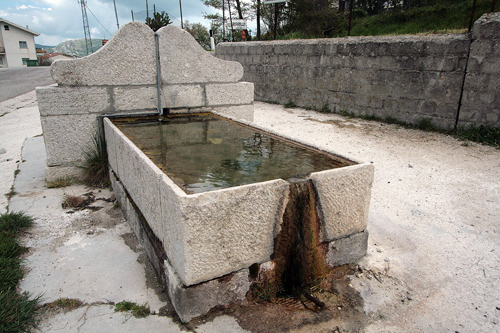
[184,21,212,50]
[203,0,254,42]
[146,11,172,31]
[285,0,345,37]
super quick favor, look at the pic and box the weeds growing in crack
[115,300,151,317]
[46,177,74,189]
[45,298,84,312]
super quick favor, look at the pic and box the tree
[146,11,172,31]
[184,21,211,50]
[258,1,288,38]
[284,0,344,38]
[202,0,254,41]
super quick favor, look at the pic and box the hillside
[36,38,103,57]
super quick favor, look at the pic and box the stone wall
[216,13,500,129]
[37,22,254,181]
[460,13,500,126]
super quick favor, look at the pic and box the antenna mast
[78,0,93,56]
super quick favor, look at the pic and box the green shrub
[79,133,109,187]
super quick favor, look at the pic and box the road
[0,67,54,102]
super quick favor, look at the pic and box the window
[19,41,28,49]
[22,58,29,65]
[4,25,9,31]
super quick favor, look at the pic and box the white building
[0,18,39,68]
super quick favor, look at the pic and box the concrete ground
[1,88,499,332]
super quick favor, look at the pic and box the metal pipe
[155,32,162,115]
[113,0,119,29]
[179,0,184,29]
[468,0,477,32]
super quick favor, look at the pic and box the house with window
[0,18,39,68]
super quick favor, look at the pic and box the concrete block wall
[216,13,500,129]
[37,22,254,181]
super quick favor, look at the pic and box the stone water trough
[37,22,374,322]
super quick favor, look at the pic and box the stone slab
[41,113,98,167]
[158,174,186,283]
[164,261,250,323]
[114,86,158,111]
[158,25,243,84]
[206,82,254,106]
[178,180,289,286]
[51,22,156,86]
[45,164,82,183]
[36,86,110,116]
[212,104,255,122]
[310,163,374,242]
[161,84,205,109]
[326,230,369,267]
[103,118,118,174]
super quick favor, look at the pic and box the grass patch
[61,194,85,209]
[453,124,500,148]
[251,282,284,303]
[79,133,109,187]
[115,301,150,317]
[14,169,20,177]
[46,177,73,189]
[350,0,496,37]
[264,100,281,105]
[360,114,379,121]
[340,109,355,118]
[384,115,407,126]
[328,109,500,149]
[0,212,41,333]
[416,117,437,131]
[0,290,42,332]
[284,101,297,109]
[5,185,17,201]
[318,102,331,113]
[45,298,84,311]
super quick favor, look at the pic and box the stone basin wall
[104,117,374,321]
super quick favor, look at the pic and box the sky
[0,0,220,46]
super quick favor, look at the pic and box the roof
[0,18,40,36]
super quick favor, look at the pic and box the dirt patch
[189,265,368,333]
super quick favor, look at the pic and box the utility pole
[113,0,119,29]
[257,0,261,40]
[78,0,93,56]
[228,0,235,41]
[222,0,225,42]
[179,0,184,29]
